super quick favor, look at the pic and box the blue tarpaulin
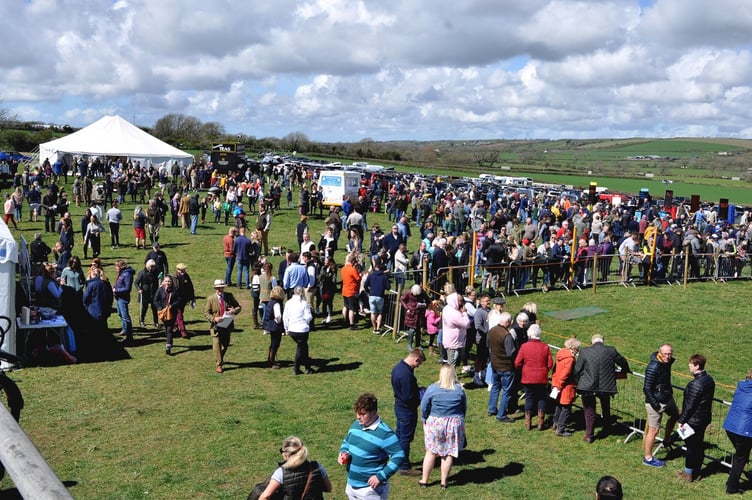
[0,151,32,162]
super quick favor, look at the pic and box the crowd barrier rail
[416,248,750,299]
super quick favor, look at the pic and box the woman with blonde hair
[283,286,314,375]
[419,364,467,490]
[520,302,538,324]
[12,186,24,222]
[258,436,332,500]
[551,337,582,437]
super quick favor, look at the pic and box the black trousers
[726,430,751,491]
[288,331,310,373]
[683,424,707,475]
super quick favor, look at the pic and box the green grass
[509,171,752,203]
[3,182,752,499]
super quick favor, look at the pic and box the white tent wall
[38,115,193,169]
[0,220,18,367]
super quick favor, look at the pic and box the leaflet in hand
[677,423,695,440]
[216,313,234,328]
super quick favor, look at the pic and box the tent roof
[39,115,192,160]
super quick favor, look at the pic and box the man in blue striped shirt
[338,393,405,499]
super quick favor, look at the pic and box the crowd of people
[8,159,752,498]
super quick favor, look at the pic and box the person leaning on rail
[723,368,752,495]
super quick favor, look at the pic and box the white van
[319,170,362,207]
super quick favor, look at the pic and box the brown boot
[538,410,546,431]
[674,470,694,483]
[524,411,533,431]
[270,349,281,369]
[428,346,436,356]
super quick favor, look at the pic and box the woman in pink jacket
[514,324,553,431]
[425,300,442,357]
[441,292,471,367]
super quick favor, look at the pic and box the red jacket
[552,348,577,405]
[515,339,553,385]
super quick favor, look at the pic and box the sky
[2,0,752,142]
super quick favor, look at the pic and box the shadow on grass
[311,358,363,373]
[462,381,488,391]
[449,461,523,486]
[457,448,496,466]
[71,334,131,365]
[219,358,365,373]
[221,360,275,371]
[698,460,727,480]
[172,344,213,356]
[0,480,78,499]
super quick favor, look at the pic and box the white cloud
[0,0,750,141]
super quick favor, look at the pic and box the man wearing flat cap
[174,263,196,339]
[204,279,241,373]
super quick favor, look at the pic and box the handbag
[247,476,282,500]
[247,477,272,500]
[157,293,172,322]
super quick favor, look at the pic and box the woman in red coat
[551,337,582,437]
[514,324,553,430]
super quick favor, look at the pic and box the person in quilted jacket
[675,354,715,483]
[574,334,630,443]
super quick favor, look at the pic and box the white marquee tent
[38,115,193,168]
[0,220,17,366]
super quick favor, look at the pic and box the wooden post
[683,244,690,288]
[569,227,577,286]
[647,233,658,286]
[0,404,72,499]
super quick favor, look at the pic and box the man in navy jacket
[390,349,426,476]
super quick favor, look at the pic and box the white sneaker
[461,365,472,374]
[324,316,331,324]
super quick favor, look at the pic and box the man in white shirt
[106,201,123,248]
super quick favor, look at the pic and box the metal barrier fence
[541,342,736,471]
[382,288,403,340]
[613,369,734,468]
[419,249,751,298]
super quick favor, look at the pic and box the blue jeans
[190,214,198,234]
[225,256,235,285]
[445,347,462,366]
[116,298,133,335]
[237,262,249,288]
[394,407,417,469]
[488,369,515,417]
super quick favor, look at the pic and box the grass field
[2,181,752,499]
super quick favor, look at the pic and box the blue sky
[1,0,751,142]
